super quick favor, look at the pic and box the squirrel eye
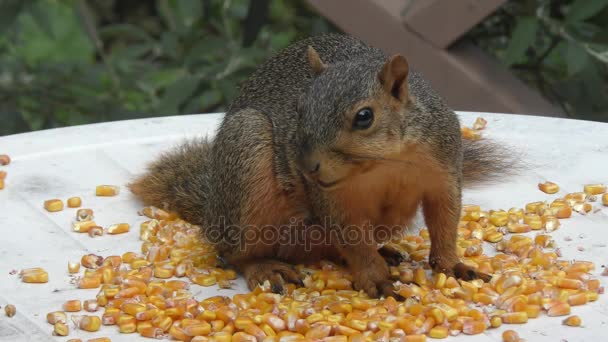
[353,108,374,130]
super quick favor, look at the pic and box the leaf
[175,0,202,28]
[504,16,539,66]
[157,76,200,114]
[0,0,25,33]
[28,2,55,39]
[99,24,154,42]
[566,0,608,23]
[566,41,589,75]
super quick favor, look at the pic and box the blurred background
[0,0,607,136]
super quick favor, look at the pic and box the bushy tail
[462,138,521,187]
[128,138,213,224]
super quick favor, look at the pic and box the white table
[0,112,606,341]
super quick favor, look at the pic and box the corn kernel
[87,338,111,342]
[472,117,487,130]
[53,322,69,336]
[81,254,103,269]
[63,300,82,312]
[5,304,16,317]
[78,315,101,332]
[547,302,570,316]
[0,178,4,190]
[602,193,608,206]
[73,220,98,233]
[0,154,10,165]
[462,320,486,335]
[502,330,519,342]
[44,199,64,212]
[107,223,130,234]
[501,312,527,324]
[96,185,120,196]
[76,208,94,221]
[67,197,82,208]
[20,268,49,283]
[429,325,448,339]
[538,181,559,194]
[140,326,164,338]
[77,276,101,289]
[563,315,582,327]
[404,335,427,342]
[583,183,606,195]
[461,127,481,141]
[47,311,67,324]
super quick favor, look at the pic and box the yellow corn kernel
[47,311,67,324]
[119,321,137,334]
[83,300,99,313]
[555,206,572,219]
[523,214,543,230]
[538,181,559,194]
[107,223,130,234]
[489,210,508,226]
[5,304,16,317]
[557,278,583,290]
[507,223,531,234]
[0,154,10,165]
[190,274,217,286]
[501,312,527,324]
[525,304,540,318]
[184,323,212,336]
[461,127,482,141]
[76,208,94,221]
[87,338,111,342]
[0,178,4,190]
[81,254,103,269]
[547,302,571,316]
[485,231,504,243]
[77,276,101,289]
[67,339,83,342]
[462,204,481,221]
[562,315,582,327]
[462,320,486,335]
[428,325,448,339]
[21,268,49,283]
[67,197,82,208]
[542,215,560,232]
[0,170,5,180]
[96,185,120,196]
[583,183,606,195]
[489,316,502,328]
[152,315,173,332]
[88,226,104,237]
[63,300,82,312]
[404,334,427,342]
[73,220,98,233]
[78,315,101,332]
[472,117,487,130]
[44,199,64,212]
[53,322,69,336]
[602,193,608,206]
[502,330,519,342]
[140,326,164,338]
[68,261,80,274]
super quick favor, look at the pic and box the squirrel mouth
[317,178,341,189]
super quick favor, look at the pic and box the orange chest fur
[330,145,447,226]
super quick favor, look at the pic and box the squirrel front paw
[351,266,401,299]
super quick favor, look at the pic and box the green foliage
[0,0,334,135]
[469,0,608,121]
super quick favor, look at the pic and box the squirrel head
[296,46,411,190]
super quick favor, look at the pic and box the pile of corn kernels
[12,180,605,342]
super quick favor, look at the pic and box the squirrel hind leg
[239,259,304,294]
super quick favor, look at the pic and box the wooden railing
[305,0,565,117]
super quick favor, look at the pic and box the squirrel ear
[307,45,327,75]
[379,54,409,101]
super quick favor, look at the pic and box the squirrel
[129,33,509,298]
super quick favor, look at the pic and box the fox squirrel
[130,33,508,298]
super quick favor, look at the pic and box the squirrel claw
[453,262,492,282]
[378,244,407,267]
[241,259,304,293]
